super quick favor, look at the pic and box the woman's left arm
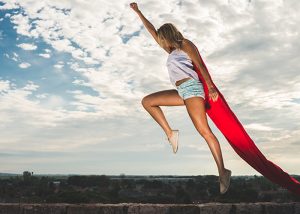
[183,40,214,89]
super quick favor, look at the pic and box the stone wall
[0,202,299,214]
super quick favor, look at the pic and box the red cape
[192,45,300,195]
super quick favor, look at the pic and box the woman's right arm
[130,2,159,44]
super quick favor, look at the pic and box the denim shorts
[176,78,205,100]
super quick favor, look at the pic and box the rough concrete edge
[1,202,300,206]
[1,202,300,214]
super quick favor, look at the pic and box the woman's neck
[169,47,176,53]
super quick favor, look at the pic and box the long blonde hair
[157,23,184,49]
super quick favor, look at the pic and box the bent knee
[141,96,152,107]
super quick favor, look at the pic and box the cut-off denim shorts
[176,78,205,100]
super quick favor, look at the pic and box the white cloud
[0,2,19,10]
[72,79,90,87]
[0,79,10,92]
[35,93,49,99]
[18,62,31,69]
[12,56,18,61]
[10,13,38,38]
[3,52,19,62]
[39,53,51,58]
[22,81,39,91]
[244,123,279,131]
[43,95,65,109]
[17,43,37,50]
[54,64,64,69]
[13,52,18,58]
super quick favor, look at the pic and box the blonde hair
[157,23,184,49]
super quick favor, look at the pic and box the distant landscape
[1,171,300,204]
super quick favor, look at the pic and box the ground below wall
[0,202,300,214]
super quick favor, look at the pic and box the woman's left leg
[184,96,227,176]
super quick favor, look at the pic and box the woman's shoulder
[167,38,195,59]
[168,38,192,54]
[181,38,195,51]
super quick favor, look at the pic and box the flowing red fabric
[191,45,300,195]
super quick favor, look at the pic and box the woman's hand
[208,85,219,102]
[130,2,140,13]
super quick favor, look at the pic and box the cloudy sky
[0,0,299,176]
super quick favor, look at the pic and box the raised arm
[130,2,168,52]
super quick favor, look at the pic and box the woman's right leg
[141,89,185,139]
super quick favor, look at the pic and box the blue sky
[0,0,299,176]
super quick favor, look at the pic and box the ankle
[166,130,173,139]
[219,168,227,177]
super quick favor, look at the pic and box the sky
[0,0,299,176]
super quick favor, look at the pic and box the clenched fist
[130,2,140,13]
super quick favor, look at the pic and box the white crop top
[166,48,199,87]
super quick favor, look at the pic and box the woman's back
[166,48,200,87]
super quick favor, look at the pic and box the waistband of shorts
[176,78,201,88]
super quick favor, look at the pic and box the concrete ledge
[0,202,299,214]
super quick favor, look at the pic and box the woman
[130,2,231,194]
